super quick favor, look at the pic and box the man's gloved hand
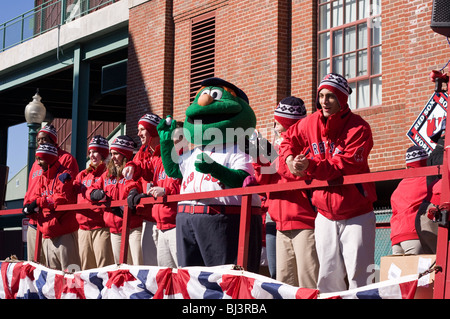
[111,206,124,218]
[90,189,106,202]
[22,200,39,215]
[127,188,149,211]
[58,172,72,183]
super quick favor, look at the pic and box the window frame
[318,0,382,109]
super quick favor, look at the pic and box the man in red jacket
[253,96,318,288]
[122,113,162,265]
[390,146,429,255]
[24,143,80,271]
[128,149,182,268]
[23,124,79,262]
[279,73,377,293]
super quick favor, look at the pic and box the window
[318,0,381,109]
[190,12,216,102]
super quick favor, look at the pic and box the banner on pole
[406,92,448,155]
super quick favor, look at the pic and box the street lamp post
[24,90,46,179]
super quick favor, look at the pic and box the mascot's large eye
[201,89,211,96]
[210,89,223,100]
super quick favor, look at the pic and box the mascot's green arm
[195,153,249,188]
[157,118,183,179]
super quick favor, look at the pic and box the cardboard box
[380,254,435,299]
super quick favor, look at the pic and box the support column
[71,44,90,169]
[26,123,40,180]
[0,126,8,166]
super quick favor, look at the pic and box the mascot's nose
[198,93,214,106]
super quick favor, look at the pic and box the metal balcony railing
[0,0,118,52]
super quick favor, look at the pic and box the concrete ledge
[0,0,130,73]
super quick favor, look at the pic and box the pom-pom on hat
[316,73,352,110]
[39,124,57,145]
[36,143,58,165]
[274,96,307,129]
[88,135,109,159]
[405,145,428,168]
[111,135,136,160]
[138,113,162,137]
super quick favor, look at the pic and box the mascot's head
[184,77,256,145]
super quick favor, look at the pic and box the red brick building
[127,0,450,173]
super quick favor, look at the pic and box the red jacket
[430,179,442,206]
[125,143,158,222]
[87,171,143,234]
[390,176,429,245]
[126,144,181,229]
[139,152,181,230]
[126,144,157,181]
[24,149,79,226]
[29,162,78,239]
[278,105,377,221]
[253,157,316,231]
[73,163,107,230]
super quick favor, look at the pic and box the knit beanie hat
[88,135,109,159]
[316,73,352,110]
[274,96,307,129]
[111,135,136,160]
[36,143,58,165]
[405,145,428,168]
[138,113,162,137]
[39,124,57,144]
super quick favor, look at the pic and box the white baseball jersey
[178,143,261,207]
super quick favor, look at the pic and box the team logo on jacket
[312,141,340,156]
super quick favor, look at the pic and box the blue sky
[1,1,37,180]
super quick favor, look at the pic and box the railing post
[61,0,67,25]
[33,228,42,263]
[119,206,130,264]
[434,128,450,299]
[237,194,252,270]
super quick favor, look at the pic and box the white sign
[406,92,448,155]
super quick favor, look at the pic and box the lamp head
[24,90,46,124]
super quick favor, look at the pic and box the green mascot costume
[158,77,262,272]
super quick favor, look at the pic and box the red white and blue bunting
[0,261,420,299]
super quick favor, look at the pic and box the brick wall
[362,0,450,171]
[127,0,174,145]
[127,0,450,171]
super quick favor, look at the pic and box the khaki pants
[276,229,318,288]
[78,228,115,270]
[392,239,423,255]
[26,225,45,264]
[141,221,158,266]
[157,228,177,268]
[42,232,81,272]
[110,227,143,265]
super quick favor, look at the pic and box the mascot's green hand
[157,115,183,179]
[157,116,177,142]
[195,152,249,188]
[194,152,215,174]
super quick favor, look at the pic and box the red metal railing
[0,165,441,269]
